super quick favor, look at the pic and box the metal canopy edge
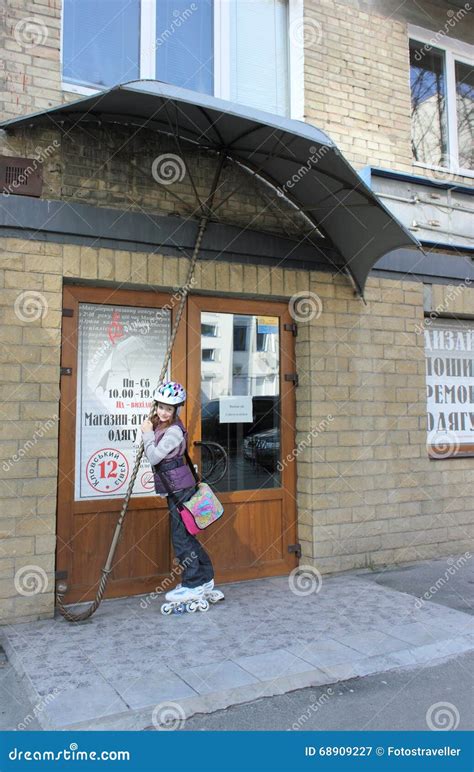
[0,79,422,296]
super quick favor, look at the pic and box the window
[62,0,296,117]
[155,0,213,95]
[233,326,247,352]
[63,0,140,89]
[409,26,474,175]
[424,318,474,458]
[201,323,218,337]
[202,348,216,362]
[228,0,289,116]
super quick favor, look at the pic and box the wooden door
[57,285,187,604]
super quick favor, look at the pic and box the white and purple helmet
[153,381,186,416]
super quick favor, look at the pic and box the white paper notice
[219,396,253,423]
[74,303,170,500]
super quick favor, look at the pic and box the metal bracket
[288,543,302,558]
[60,367,72,376]
[55,570,68,579]
[62,308,74,317]
[284,373,299,387]
[284,322,298,336]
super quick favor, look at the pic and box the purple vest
[152,417,197,495]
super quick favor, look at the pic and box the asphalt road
[179,650,473,731]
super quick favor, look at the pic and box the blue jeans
[167,485,214,588]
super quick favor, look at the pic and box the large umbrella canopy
[0,79,421,295]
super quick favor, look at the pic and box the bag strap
[183,448,200,484]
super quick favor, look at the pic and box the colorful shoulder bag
[156,447,224,535]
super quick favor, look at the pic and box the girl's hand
[141,419,153,432]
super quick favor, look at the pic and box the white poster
[219,395,253,423]
[425,320,474,457]
[74,303,170,500]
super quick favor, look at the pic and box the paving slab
[1,571,473,730]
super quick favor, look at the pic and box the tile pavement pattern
[1,575,472,730]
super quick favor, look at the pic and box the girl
[140,380,217,604]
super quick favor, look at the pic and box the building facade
[0,0,472,625]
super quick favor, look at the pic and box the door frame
[57,286,298,601]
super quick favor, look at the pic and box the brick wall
[1,0,472,187]
[296,274,473,573]
[303,0,472,186]
[0,124,312,239]
[1,235,473,624]
[0,1,472,625]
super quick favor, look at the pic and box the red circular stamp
[86,448,129,493]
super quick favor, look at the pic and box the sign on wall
[425,319,474,458]
[75,303,170,500]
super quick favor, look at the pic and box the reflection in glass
[156,0,214,95]
[63,0,140,88]
[410,41,448,167]
[456,60,474,170]
[200,313,281,492]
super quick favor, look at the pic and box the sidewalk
[1,564,473,731]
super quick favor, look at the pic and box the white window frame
[60,0,304,120]
[408,24,474,179]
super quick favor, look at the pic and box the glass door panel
[200,312,281,492]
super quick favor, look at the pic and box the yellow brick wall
[1,236,473,624]
[296,274,473,573]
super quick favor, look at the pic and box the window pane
[201,323,217,336]
[201,312,281,492]
[155,0,213,94]
[63,0,139,88]
[229,0,289,116]
[410,40,448,167]
[456,60,474,170]
[233,326,247,351]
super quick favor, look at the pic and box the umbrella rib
[162,101,205,214]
